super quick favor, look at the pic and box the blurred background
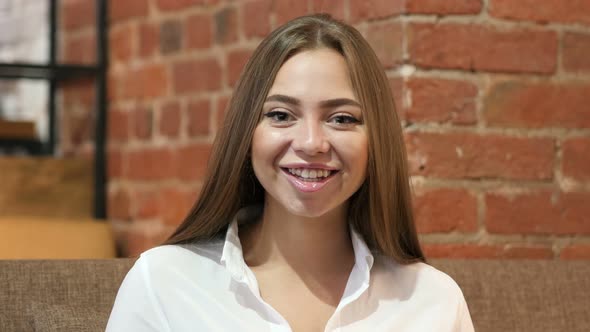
[0,0,588,259]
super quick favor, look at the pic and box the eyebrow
[265,94,362,109]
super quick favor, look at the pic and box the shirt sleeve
[105,256,170,332]
[455,295,475,332]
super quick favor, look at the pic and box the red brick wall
[62,0,590,259]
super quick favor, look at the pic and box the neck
[241,197,355,275]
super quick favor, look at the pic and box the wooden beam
[0,119,37,139]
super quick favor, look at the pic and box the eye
[263,110,294,123]
[329,114,361,126]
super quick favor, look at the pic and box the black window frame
[0,0,108,219]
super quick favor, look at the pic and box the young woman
[107,14,474,332]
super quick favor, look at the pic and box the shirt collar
[350,224,375,276]
[220,206,262,283]
[220,206,375,288]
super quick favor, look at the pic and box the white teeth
[301,169,309,178]
[286,168,332,179]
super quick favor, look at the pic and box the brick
[187,99,211,137]
[78,143,95,160]
[119,229,143,258]
[405,132,554,180]
[562,137,590,181]
[60,141,92,158]
[109,74,124,102]
[242,0,271,38]
[408,23,557,74]
[413,187,478,233]
[132,187,200,225]
[563,32,590,73]
[365,21,403,69]
[159,101,182,138]
[406,0,482,14]
[132,106,153,140]
[107,74,117,102]
[61,0,95,30]
[349,0,404,23]
[126,147,176,180]
[172,59,222,95]
[500,245,555,259]
[406,78,477,125]
[227,49,253,87]
[175,143,212,180]
[109,25,134,63]
[108,188,131,220]
[485,191,590,235]
[108,108,130,142]
[160,187,198,226]
[560,245,590,260]
[117,64,169,100]
[160,20,183,54]
[61,111,94,146]
[110,0,148,22]
[63,33,96,64]
[311,0,346,21]
[107,148,123,179]
[139,23,159,58]
[274,0,309,26]
[132,189,161,219]
[61,78,95,107]
[214,7,238,45]
[423,243,554,259]
[155,0,212,12]
[61,125,92,155]
[123,225,173,257]
[185,13,213,49]
[489,0,590,25]
[484,81,590,129]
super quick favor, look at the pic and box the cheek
[250,127,266,171]
[251,126,286,170]
[334,132,369,174]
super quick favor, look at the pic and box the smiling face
[250,48,369,219]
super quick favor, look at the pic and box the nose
[291,119,330,155]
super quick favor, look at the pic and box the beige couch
[0,259,588,331]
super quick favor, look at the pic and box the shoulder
[131,240,225,282]
[140,240,223,265]
[375,255,466,302]
[371,256,474,330]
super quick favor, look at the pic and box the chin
[282,199,342,220]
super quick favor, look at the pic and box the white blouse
[106,210,474,332]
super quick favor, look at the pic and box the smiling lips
[280,167,339,192]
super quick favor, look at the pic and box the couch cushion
[29,302,106,332]
[0,259,134,332]
[432,259,590,332]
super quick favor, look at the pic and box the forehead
[267,48,357,102]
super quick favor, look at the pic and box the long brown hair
[165,14,425,264]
